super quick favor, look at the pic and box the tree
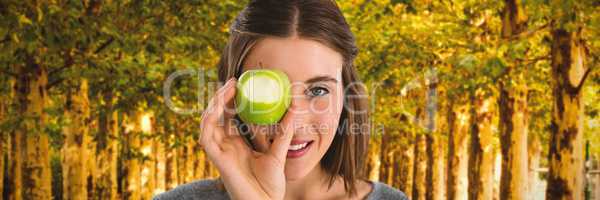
[412,129,427,200]
[0,77,12,200]
[94,90,119,200]
[15,55,53,199]
[122,111,142,200]
[498,0,529,199]
[545,1,596,198]
[425,70,445,200]
[446,98,470,200]
[468,90,495,200]
[61,78,91,199]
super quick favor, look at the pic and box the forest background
[0,0,599,199]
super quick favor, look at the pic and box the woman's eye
[307,86,329,97]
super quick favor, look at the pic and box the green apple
[235,69,291,125]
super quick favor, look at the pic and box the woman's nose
[287,98,312,119]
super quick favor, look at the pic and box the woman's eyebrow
[304,76,338,84]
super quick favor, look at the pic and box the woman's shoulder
[366,181,409,200]
[153,179,229,200]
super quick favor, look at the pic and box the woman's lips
[287,140,313,159]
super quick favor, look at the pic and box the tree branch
[47,77,64,90]
[517,55,551,65]
[573,42,598,92]
[94,37,114,54]
[574,66,593,93]
[49,65,69,77]
[49,50,75,77]
[504,22,550,41]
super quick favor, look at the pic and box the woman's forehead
[242,37,343,82]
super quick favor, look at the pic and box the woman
[156,0,407,199]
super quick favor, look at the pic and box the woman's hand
[199,78,294,200]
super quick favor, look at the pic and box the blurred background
[0,0,599,200]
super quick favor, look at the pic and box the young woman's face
[241,37,344,180]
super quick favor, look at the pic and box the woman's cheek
[309,98,330,114]
[312,114,340,153]
[309,91,343,115]
[312,95,343,149]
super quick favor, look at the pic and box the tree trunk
[545,28,587,200]
[425,81,444,200]
[528,134,542,199]
[366,134,381,181]
[391,147,401,189]
[191,136,204,179]
[426,133,445,200]
[498,87,529,200]
[447,101,469,200]
[165,139,178,190]
[62,79,91,199]
[141,113,156,200]
[87,117,98,200]
[499,0,529,199]
[379,126,393,185]
[8,126,22,200]
[412,134,427,200]
[468,93,495,200]
[16,59,52,199]
[380,121,407,189]
[6,76,20,200]
[165,113,179,190]
[184,136,195,182]
[177,122,188,184]
[95,91,119,200]
[123,112,142,200]
[493,151,502,200]
[397,115,414,195]
[0,80,7,200]
[0,80,8,200]
[154,125,166,194]
[197,148,207,179]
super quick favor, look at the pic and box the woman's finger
[268,106,296,162]
[200,78,237,150]
[199,109,217,153]
[204,78,236,125]
[222,115,252,150]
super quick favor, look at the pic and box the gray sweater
[154,179,408,200]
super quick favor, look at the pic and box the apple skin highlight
[235,69,292,125]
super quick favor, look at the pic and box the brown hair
[217,0,369,196]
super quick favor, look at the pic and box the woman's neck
[283,165,347,200]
